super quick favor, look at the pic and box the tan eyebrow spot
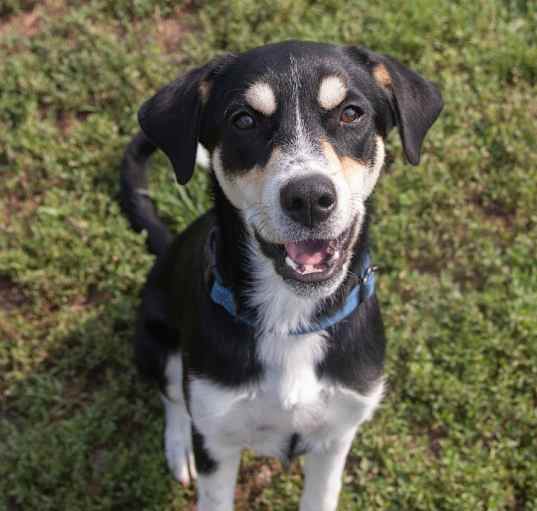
[318,75,347,110]
[245,82,277,116]
[373,64,392,88]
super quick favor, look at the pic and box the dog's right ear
[138,56,232,185]
[346,47,443,166]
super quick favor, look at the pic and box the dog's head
[139,41,442,295]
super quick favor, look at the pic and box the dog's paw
[165,435,197,485]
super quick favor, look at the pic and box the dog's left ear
[348,47,443,165]
[138,55,233,185]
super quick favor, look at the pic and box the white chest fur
[189,331,384,459]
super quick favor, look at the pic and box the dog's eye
[340,106,363,125]
[232,112,256,130]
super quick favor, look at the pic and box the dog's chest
[189,332,381,457]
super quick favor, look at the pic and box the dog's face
[139,41,442,294]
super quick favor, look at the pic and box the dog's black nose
[280,175,337,228]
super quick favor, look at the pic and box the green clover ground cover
[1,1,536,509]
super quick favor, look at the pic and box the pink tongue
[285,240,329,265]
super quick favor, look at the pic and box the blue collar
[209,249,377,336]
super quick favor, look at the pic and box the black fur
[133,210,263,390]
[285,432,306,462]
[318,295,386,395]
[192,424,218,475]
[138,55,235,185]
[120,132,171,256]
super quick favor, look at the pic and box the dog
[120,40,443,511]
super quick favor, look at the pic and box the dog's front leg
[299,430,356,511]
[162,354,197,485]
[193,436,241,511]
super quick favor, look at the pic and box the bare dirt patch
[154,6,189,53]
[468,192,516,230]
[0,0,66,39]
[0,275,28,312]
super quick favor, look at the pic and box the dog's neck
[210,174,372,333]
[211,176,252,299]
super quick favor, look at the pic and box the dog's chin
[254,223,356,292]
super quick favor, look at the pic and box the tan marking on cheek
[199,80,212,104]
[341,155,370,195]
[341,156,368,178]
[320,139,343,174]
[340,155,368,195]
[318,76,347,110]
[235,166,264,190]
[245,82,277,116]
[220,147,284,210]
[320,139,368,189]
[373,64,392,88]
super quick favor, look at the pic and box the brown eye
[340,106,363,124]
[233,112,256,130]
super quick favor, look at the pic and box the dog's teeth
[286,256,329,275]
[303,264,325,274]
[328,250,340,262]
[285,256,299,271]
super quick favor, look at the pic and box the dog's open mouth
[284,239,341,275]
[256,227,353,283]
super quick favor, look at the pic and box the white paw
[165,430,197,485]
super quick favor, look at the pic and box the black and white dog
[121,41,442,511]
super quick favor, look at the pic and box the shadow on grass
[2,296,197,511]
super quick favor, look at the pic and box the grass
[1,0,536,509]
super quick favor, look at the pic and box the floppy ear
[138,56,231,184]
[350,48,443,165]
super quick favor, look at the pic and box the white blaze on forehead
[245,82,277,116]
[318,75,347,110]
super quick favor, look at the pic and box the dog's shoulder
[134,210,216,382]
[319,294,386,396]
[142,210,216,300]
